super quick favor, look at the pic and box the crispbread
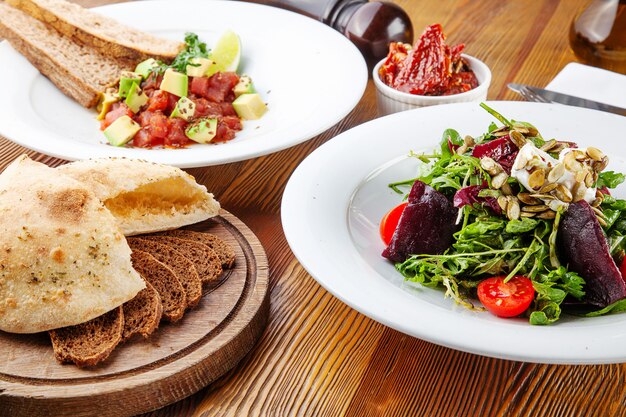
[0,155,145,334]
[127,238,203,308]
[130,250,187,322]
[0,3,132,108]
[49,306,124,367]
[161,230,236,268]
[6,0,185,62]
[58,158,220,236]
[140,235,223,284]
[121,279,162,341]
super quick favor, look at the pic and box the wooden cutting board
[0,210,269,417]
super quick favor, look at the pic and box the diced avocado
[103,115,140,146]
[185,117,218,143]
[119,71,142,98]
[160,68,188,97]
[205,60,220,78]
[96,88,120,121]
[233,75,255,97]
[124,83,148,113]
[186,57,215,78]
[134,58,159,79]
[232,93,267,120]
[170,96,196,121]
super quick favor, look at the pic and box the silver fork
[511,84,551,103]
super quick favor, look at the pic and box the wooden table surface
[1,0,625,416]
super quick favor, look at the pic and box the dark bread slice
[141,235,222,284]
[6,0,185,61]
[0,3,133,108]
[121,278,163,342]
[48,306,123,367]
[160,230,236,269]
[127,237,203,308]
[130,250,187,322]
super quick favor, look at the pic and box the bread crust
[6,0,185,61]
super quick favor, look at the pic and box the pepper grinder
[247,0,414,69]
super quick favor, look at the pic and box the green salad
[382,104,626,324]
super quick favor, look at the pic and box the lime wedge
[210,30,241,72]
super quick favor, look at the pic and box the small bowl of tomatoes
[373,24,491,116]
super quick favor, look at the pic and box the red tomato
[620,258,626,282]
[477,276,535,318]
[100,102,133,130]
[379,202,408,245]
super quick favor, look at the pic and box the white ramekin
[373,54,492,116]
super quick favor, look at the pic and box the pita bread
[0,156,145,333]
[58,158,220,236]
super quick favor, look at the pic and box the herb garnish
[153,33,211,75]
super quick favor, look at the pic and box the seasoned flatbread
[0,156,145,333]
[58,158,220,236]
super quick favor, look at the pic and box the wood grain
[1,0,625,416]
[0,212,269,416]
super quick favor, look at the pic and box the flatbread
[0,156,145,333]
[58,158,220,236]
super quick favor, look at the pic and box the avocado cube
[119,71,142,98]
[135,58,159,79]
[125,83,149,113]
[103,115,140,146]
[96,88,121,121]
[170,96,196,121]
[232,93,267,120]
[185,117,218,143]
[186,57,215,78]
[160,68,188,97]
[233,75,255,97]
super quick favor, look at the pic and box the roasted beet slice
[382,181,458,263]
[557,201,626,307]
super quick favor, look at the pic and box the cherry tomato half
[380,202,408,245]
[477,276,535,318]
[620,258,626,283]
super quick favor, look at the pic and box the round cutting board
[0,210,269,417]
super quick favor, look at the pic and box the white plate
[0,0,367,168]
[282,101,626,364]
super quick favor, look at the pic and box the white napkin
[545,63,626,108]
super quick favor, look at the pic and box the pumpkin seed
[540,139,557,152]
[528,169,546,189]
[497,196,509,211]
[520,211,537,218]
[586,147,604,162]
[547,163,565,183]
[592,198,603,207]
[564,152,583,172]
[500,182,513,196]
[536,210,556,220]
[597,216,608,227]
[509,130,526,147]
[584,171,595,188]
[539,182,559,194]
[594,156,609,172]
[530,193,556,200]
[517,193,540,205]
[575,170,587,183]
[456,144,468,155]
[521,204,550,213]
[464,135,475,146]
[555,184,573,202]
[512,124,529,134]
[480,157,500,175]
[492,172,509,189]
[571,183,587,202]
[506,199,521,221]
[591,205,607,220]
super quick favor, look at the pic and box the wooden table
[1,0,624,415]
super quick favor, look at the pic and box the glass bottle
[569,0,626,74]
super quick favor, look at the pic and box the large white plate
[0,0,367,168]
[282,101,626,364]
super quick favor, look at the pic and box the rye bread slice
[6,0,185,61]
[127,237,203,308]
[121,278,163,342]
[131,250,187,322]
[141,235,222,284]
[160,230,236,269]
[48,306,124,367]
[0,3,132,108]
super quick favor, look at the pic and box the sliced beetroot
[471,136,518,174]
[382,181,458,263]
[557,201,626,307]
[453,184,502,215]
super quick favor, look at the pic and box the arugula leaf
[506,218,539,234]
[583,298,626,317]
[596,171,626,189]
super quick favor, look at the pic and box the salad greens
[153,33,210,75]
[389,104,626,324]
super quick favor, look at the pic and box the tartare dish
[380,103,626,324]
[99,32,267,148]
